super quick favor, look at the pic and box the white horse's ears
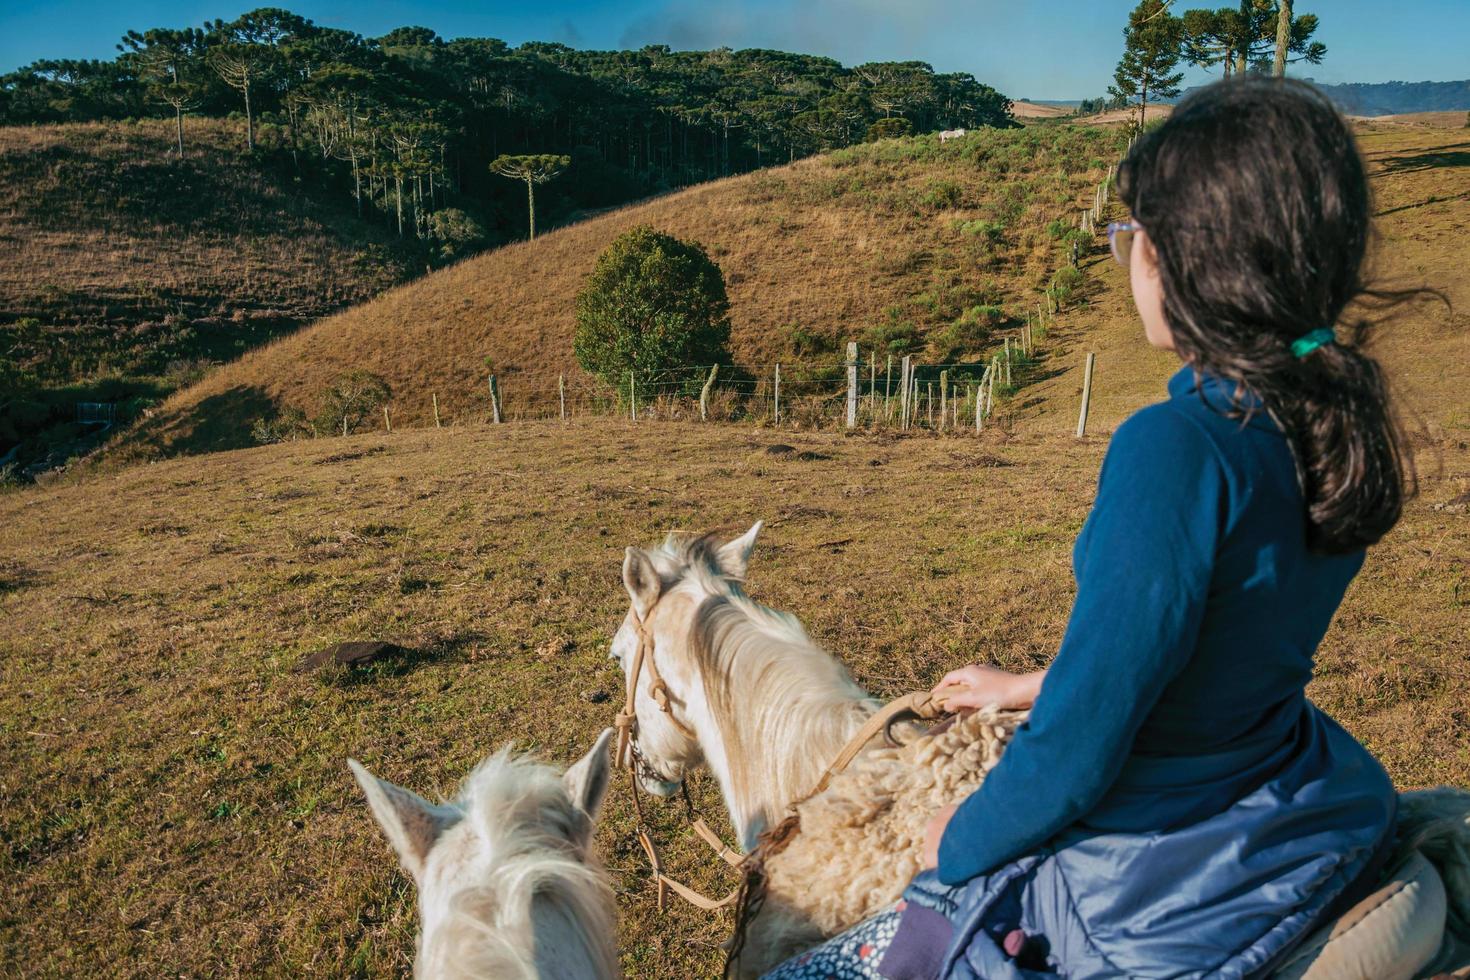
[563,728,614,822]
[716,521,763,580]
[349,759,459,881]
[622,546,661,617]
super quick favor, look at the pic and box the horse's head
[349,729,615,975]
[611,522,763,797]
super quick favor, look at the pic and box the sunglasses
[1107,221,1142,267]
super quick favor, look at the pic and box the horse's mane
[420,750,618,979]
[653,533,880,837]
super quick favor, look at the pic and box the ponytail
[1118,79,1432,553]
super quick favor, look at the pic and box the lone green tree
[1110,0,1185,130]
[489,153,570,240]
[318,370,391,436]
[573,226,731,394]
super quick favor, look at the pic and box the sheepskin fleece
[737,706,1025,977]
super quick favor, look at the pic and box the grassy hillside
[1014,124,1470,443]
[123,125,1123,458]
[0,119,413,476]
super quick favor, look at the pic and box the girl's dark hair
[1117,77,1419,554]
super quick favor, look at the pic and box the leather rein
[612,598,960,913]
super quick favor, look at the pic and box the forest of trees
[0,8,1015,254]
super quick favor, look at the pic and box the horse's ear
[348,759,459,881]
[564,728,614,821]
[716,521,763,579]
[622,547,661,617]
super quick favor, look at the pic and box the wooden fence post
[938,369,949,432]
[885,354,894,421]
[845,342,858,429]
[558,374,566,421]
[629,370,636,422]
[926,382,933,428]
[972,382,981,433]
[383,405,392,432]
[774,363,782,424]
[432,393,442,428]
[699,364,718,421]
[868,351,877,420]
[893,354,905,426]
[1077,352,1096,438]
[489,374,503,424]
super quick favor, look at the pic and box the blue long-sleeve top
[937,366,1368,886]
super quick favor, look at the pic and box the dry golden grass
[1010,101,1076,119]
[1350,111,1470,130]
[121,126,1123,458]
[0,124,1465,979]
[3,413,1467,978]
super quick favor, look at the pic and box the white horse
[612,524,972,973]
[940,127,968,142]
[350,729,619,979]
[611,522,881,853]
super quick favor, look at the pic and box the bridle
[611,592,966,915]
[613,600,746,911]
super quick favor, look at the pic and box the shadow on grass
[1378,146,1470,174]
[127,384,279,460]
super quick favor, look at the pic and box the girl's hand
[922,803,958,868]
[933,664,1044,711]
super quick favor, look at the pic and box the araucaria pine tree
[489,154,570,240]
[1110,0,1185,130]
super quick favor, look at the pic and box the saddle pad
[1271,850,1446,980]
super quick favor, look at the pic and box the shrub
[786,323,835,359]
[860,311,921,354]
[427,208,488,260]
[957,219,1006,244]
[251,407,313,445]
[935,304,1005,358]
[573,226,731,392]
[316,371,390,436]
[865,118,913,141]
[921,180,963,210]
[1048,265,1087,309]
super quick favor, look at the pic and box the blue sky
[2,0,1466,101]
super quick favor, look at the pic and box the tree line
[0,7,1015,253]
[1110,0,1326,126]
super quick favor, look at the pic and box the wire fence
[378,158,1131,440]
[400,320,1066,438]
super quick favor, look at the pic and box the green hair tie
[1291,328,1336,358]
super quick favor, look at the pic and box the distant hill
[119,125,1122,460]
[1169,78,1470,117]
[1310,79,1470,117]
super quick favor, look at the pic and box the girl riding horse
[769,77,1418,980]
